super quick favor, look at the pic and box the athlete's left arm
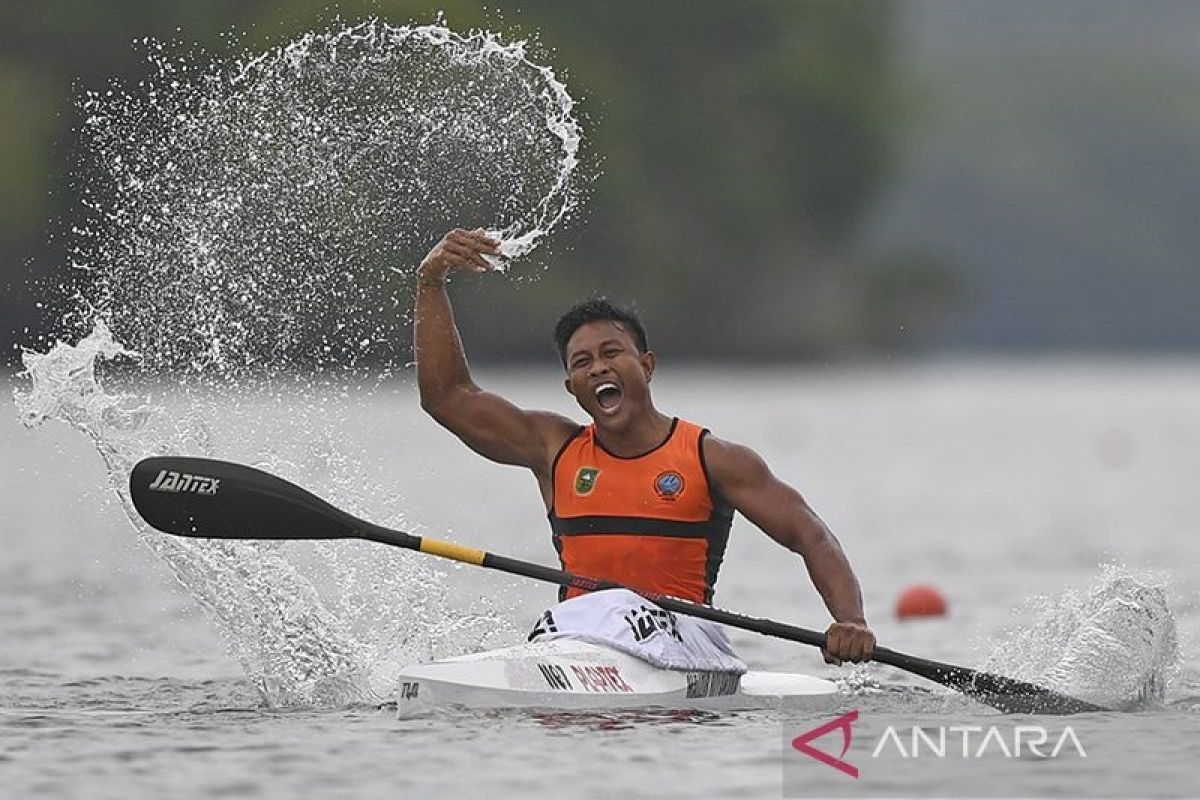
[703,435,876,664]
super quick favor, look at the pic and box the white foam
[983,564,1179,710]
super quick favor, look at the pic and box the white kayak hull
[395,638,839,716]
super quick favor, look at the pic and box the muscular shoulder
[701,433,773,494]
[701,434,810,531]
[531,411,586,473]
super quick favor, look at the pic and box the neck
[593,409,674,458]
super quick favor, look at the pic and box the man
[414,228,875,665]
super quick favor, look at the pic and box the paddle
[129,455,1108,715]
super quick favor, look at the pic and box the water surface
[4,361,1198,797]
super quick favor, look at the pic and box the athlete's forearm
[807,552,867,625]
[413,228,499,416]
[414,277,477,415]
[793,517,867,625]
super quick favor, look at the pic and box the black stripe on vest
[551,514,720,538]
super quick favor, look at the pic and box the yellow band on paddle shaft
[419,537,487,566]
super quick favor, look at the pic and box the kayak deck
[395,638,839,716]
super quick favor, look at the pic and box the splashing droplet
[68,18,581,384]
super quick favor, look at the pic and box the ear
[563,376,575,397]
[641,350,656,382]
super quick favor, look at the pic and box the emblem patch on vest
[575,467,600,495]
[654,470,684,499]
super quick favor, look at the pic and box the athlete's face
[563,320,655,425]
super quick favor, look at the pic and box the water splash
[16,319,148,435]
[15,18,577,706]
[983,564,1179,711]
[15,328,518,706]
[69,18,580,382]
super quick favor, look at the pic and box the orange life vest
[549,418,734,604]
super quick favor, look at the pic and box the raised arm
[703,434,875,664]
[414,229,577,478]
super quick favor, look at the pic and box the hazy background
[4,8,1199,795]
[3,0,1199,365]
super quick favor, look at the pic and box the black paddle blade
[874,647,1108,715]
[939,665,1107,715]
[130,456,364,540]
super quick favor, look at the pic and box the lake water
[3,359,1199,798]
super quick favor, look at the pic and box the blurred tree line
[2,1,955,368]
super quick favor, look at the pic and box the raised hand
[418,228,501,283]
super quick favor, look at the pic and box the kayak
[395,637,840,716]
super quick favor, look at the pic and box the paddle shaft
[370,523,951,675]
[128,455,1107,714]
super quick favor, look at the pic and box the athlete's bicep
[703,436,819,551]
[428,384,576,472]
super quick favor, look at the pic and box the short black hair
[553,297,649,366]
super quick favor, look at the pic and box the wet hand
[418,228,501,282]
[822,620,875,665]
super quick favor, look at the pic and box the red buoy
[895,584,947,619]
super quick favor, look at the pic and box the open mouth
[594,382,623,414]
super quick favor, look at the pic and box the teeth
[594,382,618,397]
